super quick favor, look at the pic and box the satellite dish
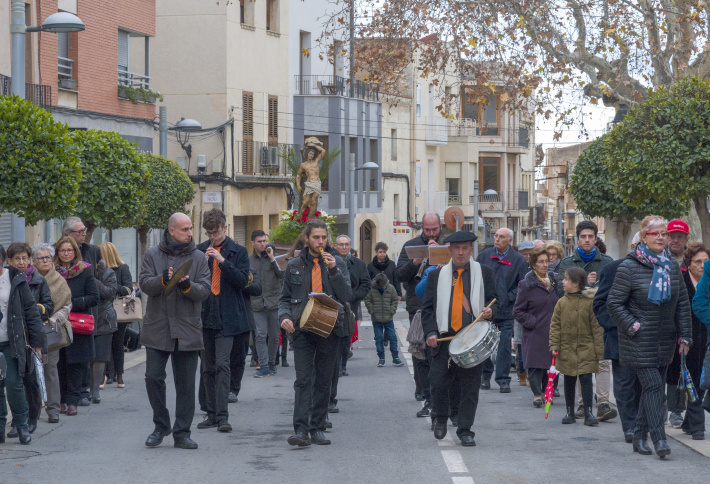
[444,206,465,232]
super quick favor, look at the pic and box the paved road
[1,305,708,483]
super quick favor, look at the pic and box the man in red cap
[667,220,690,266]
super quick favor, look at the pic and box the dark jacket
[513,270,559,369]
[396,234,436,314]
[476,246,527,321]
[80,243,102,268]
[114,263,133,297]
[607,251,692,369]
[27,269,54,322]
[249,250,284,312]
[555,248,614,297]
[278,249,352,338]
[139,231,211,352]
[346,254,371,320]
[592,258,624,360]
[94,261,117,336]
[63,264,100,364]
[2,267,44,377]
[243,267,262,331]
[364,284,398,323]
[421,263,499,339]
[197,237,251,336]
[368,256,401,297]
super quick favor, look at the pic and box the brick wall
[38,0,156,120]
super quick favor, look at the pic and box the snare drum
[448,320,500,369]
[300,298,338,338]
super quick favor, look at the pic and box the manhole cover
[0,449,41,461]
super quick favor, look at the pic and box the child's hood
[582,287,598,299]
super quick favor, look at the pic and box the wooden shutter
[233,216,247,247]
[242,92,254,174]
[268,95,278,145]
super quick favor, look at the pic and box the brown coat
[549,288,604,376]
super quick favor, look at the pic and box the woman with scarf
[31,243,72,424]
[608,215,692,459]
[53,236,99,416]
[4,243,53,438]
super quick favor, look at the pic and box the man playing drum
[280,220,352,447]
[421,231,498,447]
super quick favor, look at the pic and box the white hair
[499,227,513,241]
[63,216,83,235]
[32,242,55,258]
[336,235,351,244]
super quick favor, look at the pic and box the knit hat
[374,272,388,289]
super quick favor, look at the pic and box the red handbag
[68,312,95,335]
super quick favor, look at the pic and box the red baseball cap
[667,220,689,234]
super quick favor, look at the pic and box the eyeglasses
[537,260,550,265]
[205,229,223,237]
[35,256,52,262]
[70,228,87,234]
[59,249,75,254]
[11,257,30,263]
[691,258,707,265]
[645,232,669,238]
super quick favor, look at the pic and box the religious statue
[297,137,325,215]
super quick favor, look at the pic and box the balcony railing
[294,75,379,101]
[118,70,150,89]
[478,190,530,212]
[235,141,297,177]
[0,74,52,107]
[448,194,461,205]
[58,56,74,80]
[449,121,531,149]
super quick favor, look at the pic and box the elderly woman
[31,242,72,424]
[608,215,692,458]
[4,243,53,439]
[54,236,99,416]
[513,247,559,407]
[544,240,564,276]
[0,244,44,445]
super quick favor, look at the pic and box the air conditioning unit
[261,146,280,166]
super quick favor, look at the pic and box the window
[462,89,500,135]
[479,157,499,192]
[416,84,421,117]
[242,92,254,174]
[266,0,279,32]
[268,95,278,144]
[240,0,254,25]
[446,178,460,195]
[369,139,377,191]
[446,162,461,204]
[118,30,129,73]
[394,194,400,221]
[390,129,397,160]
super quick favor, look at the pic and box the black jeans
[108,322,129,377]
[430,341,482,438]
[23,371,42,423]
[292,330,338,435]
[144,342,199,438]
[201,328,233,422]
[527,368,548,396]
[330,335,349,405]
[338,331,351,371]
[564,373,594,409]
[612,359,641,433]
[229,332,250,395]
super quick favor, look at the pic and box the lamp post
[348,152,378,248]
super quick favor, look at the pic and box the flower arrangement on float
[269,208,337,245]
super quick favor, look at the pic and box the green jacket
[555,249,614,297]
[364,284,398,323]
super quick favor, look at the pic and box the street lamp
[348,152,378,246]
[11,2,85,98]
[170,117,203,162]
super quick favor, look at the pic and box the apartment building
[0,0,157,277]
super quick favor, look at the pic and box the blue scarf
[577,246,597,262]
[636,242,673,305]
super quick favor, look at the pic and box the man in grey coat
[139,213,211,450]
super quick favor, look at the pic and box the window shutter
[0,213,13,247]
[268,95,278,143]
[118,31,129,71]
[58,32,69,58]
[233,216,247,247]
[242,92,254,174]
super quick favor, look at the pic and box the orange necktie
[211,255,221,296]
[451,269,464,332]
[312,259,323,293]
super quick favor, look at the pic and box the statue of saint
[297,137,325,215]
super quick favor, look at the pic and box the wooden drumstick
[436,298,497,342]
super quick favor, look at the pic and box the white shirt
[0,270,11,343]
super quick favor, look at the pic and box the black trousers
[201,328,233,422]
[338,331,351,371]
[634,366,667,443]
[144,342,199,438]
[107,322,129,378]
[81,361,90,399]
[414,347,433,403]
[612,359,641,433]
[430,341,482,438]
[330,335,349,405]
[23,372,42,422]
[292,330,338,435]
[229,332,250,395]
[564,373,593,409]
[528,368,548,397]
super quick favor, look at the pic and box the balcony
[448,121,531,150]
[426,115,448,146]
[58,57,76,90]
[234,141,296,178]
[478,190,530,213]
[294,75,379,101]
[118,70,151,90]
[0,74,52,107]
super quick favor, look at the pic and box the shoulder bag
[68,312,95,335]
[45,317,73,353]
[113,292,143,322]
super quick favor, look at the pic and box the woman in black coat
[90,260,117,403]
[607,216,692,458]
[0,244,44,444]
[54,237,99,416]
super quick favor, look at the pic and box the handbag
[699,342,710,391]
[45,319,73,353]
[124,324,141,351]
[113,295,142,322]
[68,312,95,335]
[681,353,699,403]
[344,302,357,335]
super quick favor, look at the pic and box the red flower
[291,215,295,220]
[314,211,321,217]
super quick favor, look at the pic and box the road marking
[441,450,469,473]
[452,477,475,484]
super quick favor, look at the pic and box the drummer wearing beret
[421,231,498,447]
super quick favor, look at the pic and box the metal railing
[449,121,531,149]
[58,56,74,80]
[294,75,379,101]
[478,190,530,212]
[235,141,297,177]
[118,70,150,89]
[0,74,52,107]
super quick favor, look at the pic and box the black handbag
[344,302,357,335]
[124,325,142,352]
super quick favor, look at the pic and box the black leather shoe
[78,397,90,407]
[416,403,432,417]
[460,434,476,447]
[653,439,671,458]
[325,419,333,429]
[287,432,311,447]
[434,418,448,440]
[174,436,198,449]
[28,420,37,434]
[218,421,232,433]
[480,380,491,390]
[499,382,511,393]
[624,430,634,443]
[18,427,31,445]
[450,415,459,427]
[633,436,652,455]
[90,397,101,404]
[7,425,18,438]
[328,403,339,414]
[145,430,170,447]
[197,416,219,429]
[692,433,705,441]
[48,414,59,424]
[310,430,331,445]
[415,393,424,402]
[281,359,289,367]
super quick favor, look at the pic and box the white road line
[452,477,475,484]
[441,450,469,473]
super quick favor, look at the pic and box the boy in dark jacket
[364,273,403,367]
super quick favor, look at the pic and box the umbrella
[545,352,560,419]
[681,353,699,403]
[33,349,47,405]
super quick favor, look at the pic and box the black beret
[443,231,478,244]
